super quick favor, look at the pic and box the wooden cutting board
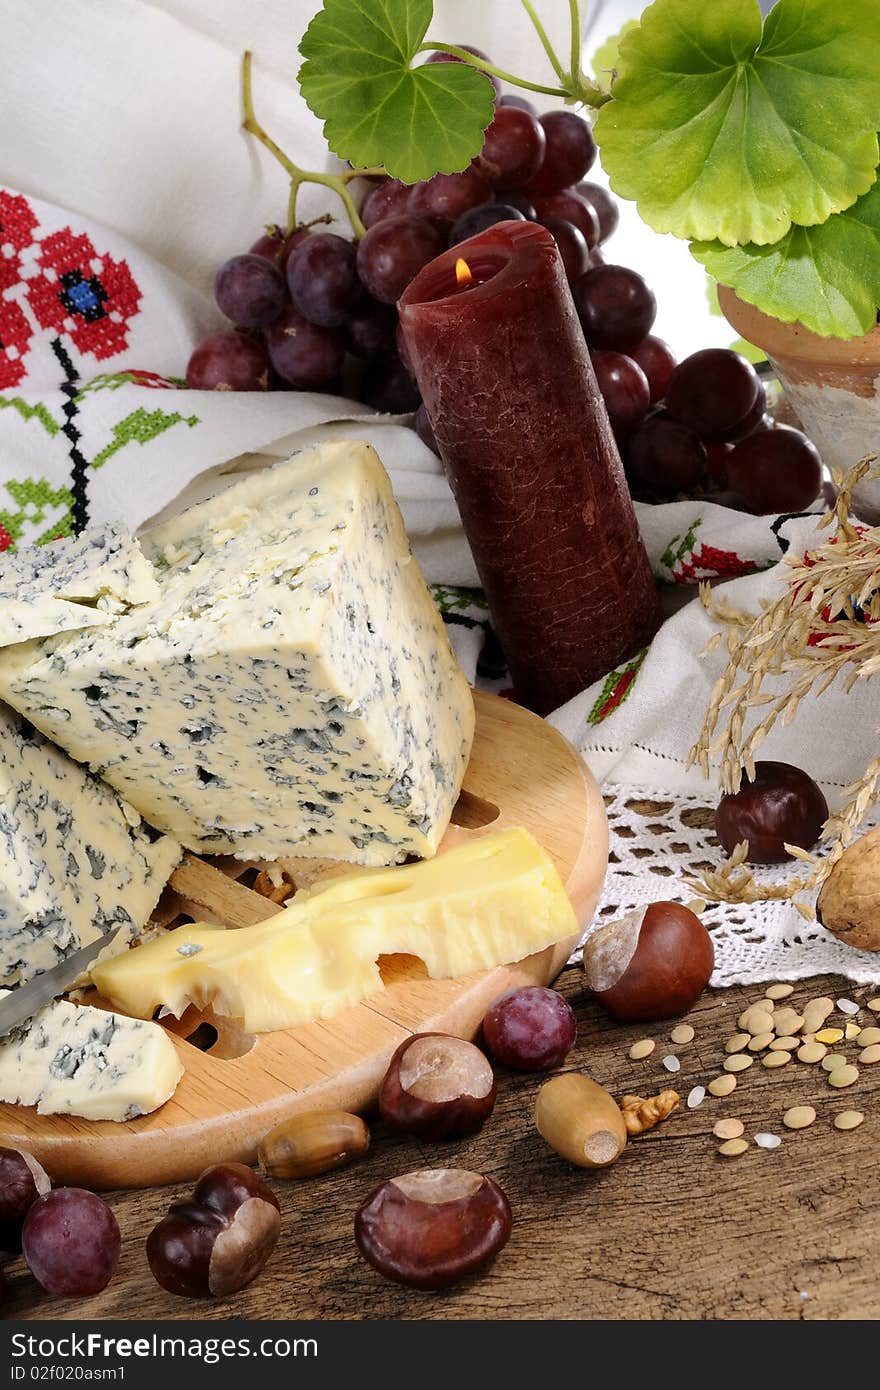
[0,692,608,1188]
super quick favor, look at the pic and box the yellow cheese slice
[92,828,578,1032]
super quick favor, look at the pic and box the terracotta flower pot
[718,285,880,522]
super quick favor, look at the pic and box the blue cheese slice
[0,990,183,1120]
[0,704,181,989]
[0,441,475,865]
[0,523,160,645]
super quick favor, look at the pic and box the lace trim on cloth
[577,786,880,988]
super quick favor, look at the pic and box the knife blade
[0,927,125,1040]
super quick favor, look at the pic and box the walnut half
[619,1089,680,1136]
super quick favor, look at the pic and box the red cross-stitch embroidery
[0,298,33,390]
[26,227,141,361]
[0,191,38,255]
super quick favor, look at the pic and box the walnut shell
[816,827,880,951]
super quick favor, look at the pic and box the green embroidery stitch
[586,648,647,726]
[0,395,61,437]
[90,406,200,470]
[0,478,73,550]
[75,371,186,400]
[660,517,702,572]
[430,584,488,616]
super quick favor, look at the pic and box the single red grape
[214,253,286,328]
[362,180,412,229]
[575,183,619,244]
[499,93,538,115]
[286,232,361,327]
[724,384,769,441]
[249,225,308,270]
[22,1189,121,1297]
[346,298,398,359]
[449,202,526,246]
[573,264,657,351]
[186,331,269,391]
[524,111,596,194]
[591,350,651,441]
[629,335,676,403]
[480,105,546,188]
[542,217,589,282]
[265,305,345,388]
[360,355,422,414]
[627,412,707,496]
[415,402,440,456]
[356,216,445,305]
[482,987,576,1071]
[532,190,600,250]
[665,348,762,441]
[424,44,501,96]
[409,167,494,228]
[724,425,822,514]
[494,191,536,220]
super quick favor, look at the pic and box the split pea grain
[828,1065,859,1088]
[797,1041,827,1064]
[845,1023,861,1040]
[708,1075,737,1097]
[833,1111,864,1131]
[718,1138,749,1157]
[713,1118,744,1140]
[765,984,794,1001]
[670,1024,695,1045]
[821,1053,847,1072]
[815,1028,844,1045]
[725,1034,750,1054]
[783,1106,816,1130]
[762,1051,791,1069]
[724,1054,753,1073]
[747,1032,775,1052]
[629,1039,655,1060]
[770,1036,799,1051]
[772,1009,803,1036]
[858,1043,880,1065]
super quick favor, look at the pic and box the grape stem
[241,51,371,238]
[419,26,608,108]
[519,0,566,83]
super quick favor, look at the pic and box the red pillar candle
[399,220,660,715]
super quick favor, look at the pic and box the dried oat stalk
[687,456,880,910]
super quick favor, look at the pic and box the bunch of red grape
[188,45,822,517]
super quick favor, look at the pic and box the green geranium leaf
[590,20,638,95]
[298,0,496,183]
[594,0,880,246]
[691,183,880,339]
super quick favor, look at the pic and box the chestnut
[0,1146,51,1251]
[146,1162,281,1298]
[583,901,714,1022]
[354,1168,512,1289]
[715,761,828,864]
[379,1033,496,1139]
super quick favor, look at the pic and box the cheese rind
[0,523,159,646]
[0,990,183,1121]
[92,828,578,1032]
[0,442,474,864]
[0,704,181,989]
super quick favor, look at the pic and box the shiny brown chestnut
[379,1033,496,1139]
[146,1162,281,1298]
[583,901,714,1022]
[354,1168,512,1289]
[0,1147,51,1251]
[715,761,828,864]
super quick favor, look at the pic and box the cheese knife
[0,928,124,1040]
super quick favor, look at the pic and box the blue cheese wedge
[0,441,475,864]
[0,704,181,989]
[0,990,183,1120]
[0,523,160,645]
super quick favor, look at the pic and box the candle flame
[455,257,473,287]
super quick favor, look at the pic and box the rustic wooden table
[4,967,878,1322]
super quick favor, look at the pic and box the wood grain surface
[0,692,607,1188]
[4,968,878,1322]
